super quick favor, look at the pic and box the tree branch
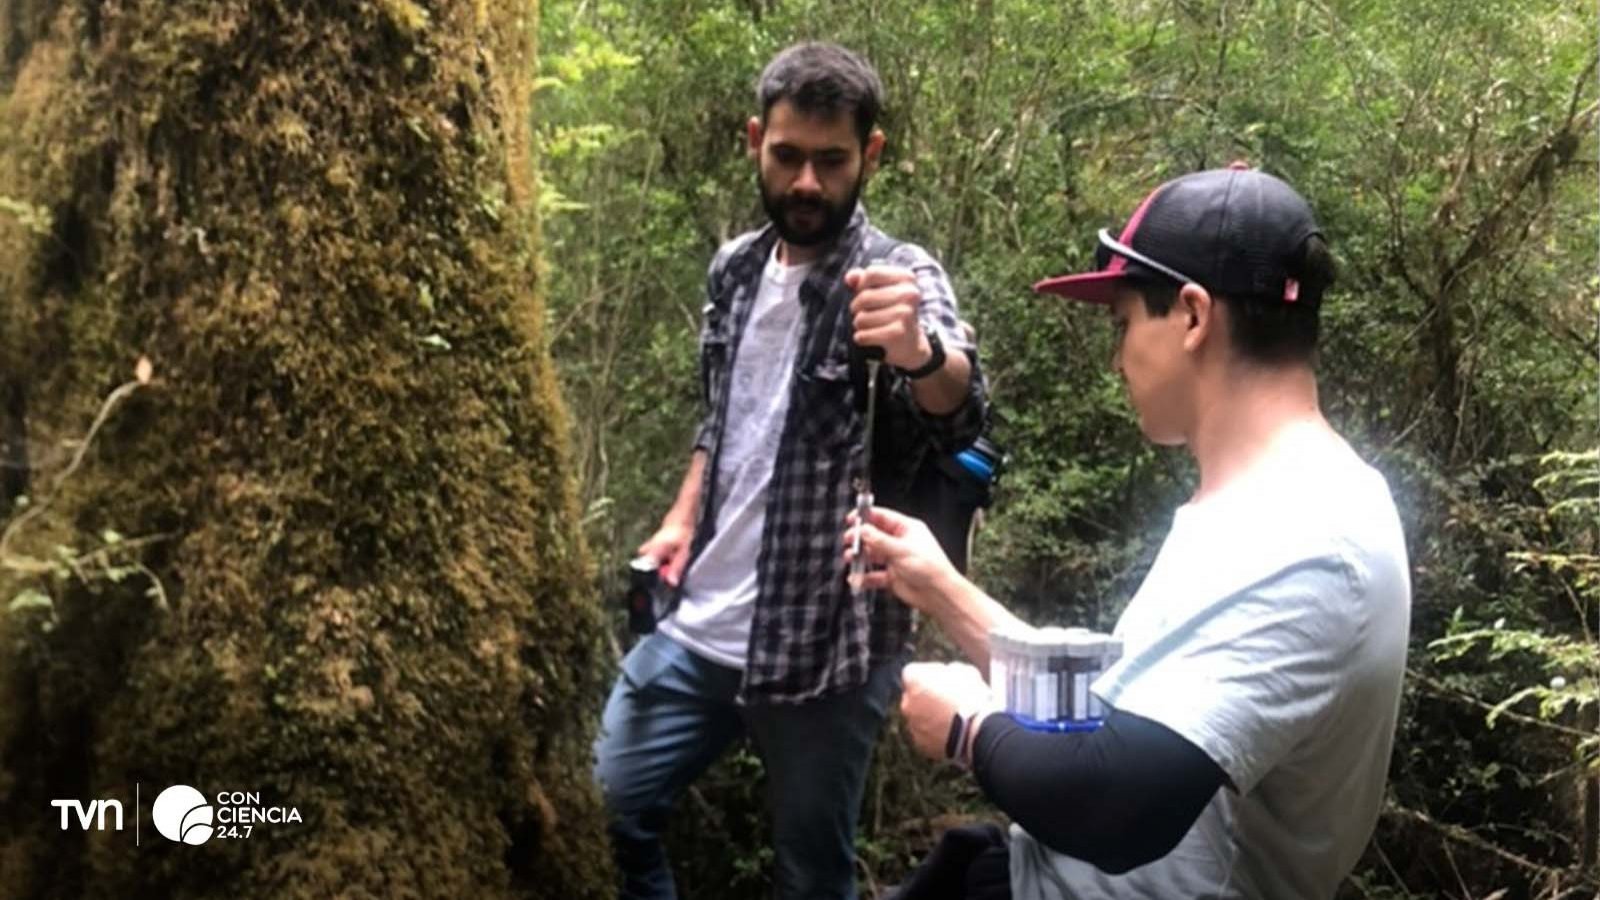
[0,377,146,563]
[1410,668,1596,741]
[1385,801,1598,888]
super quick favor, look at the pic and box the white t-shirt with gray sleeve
[1010,424,1411,900]
[659,247,809,667]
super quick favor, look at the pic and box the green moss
[0,0,613,896]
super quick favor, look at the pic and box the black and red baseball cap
[1033,164,1324,305]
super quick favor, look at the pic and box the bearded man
[593,41,988,900]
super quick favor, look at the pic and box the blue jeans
[594,631,904,900]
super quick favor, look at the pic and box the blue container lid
[955,448,995,482]
[1009,713,1103,733]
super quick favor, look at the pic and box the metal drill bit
[848,356,880,595]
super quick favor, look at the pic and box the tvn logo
[50,798,124,831]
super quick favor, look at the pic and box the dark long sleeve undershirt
[970,708,1227,875]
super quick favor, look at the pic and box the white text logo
[50,798,123,831]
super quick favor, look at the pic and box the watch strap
[944,711,964,760]
[902,326,945,380]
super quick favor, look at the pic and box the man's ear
[746,116,764,159]
[1179,283,1216,353]
[863,128,885,178]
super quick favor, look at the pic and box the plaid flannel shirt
[689,205,989,704]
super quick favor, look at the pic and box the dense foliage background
[537,1,1598,897]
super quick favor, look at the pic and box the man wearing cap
[593,42,987,900]
[849,166,1411,898]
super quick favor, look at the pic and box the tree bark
[0,1,612,896]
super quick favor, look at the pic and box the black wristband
[901,326,946,380]
[944,710,964,760]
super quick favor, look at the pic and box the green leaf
[7,589,52,614]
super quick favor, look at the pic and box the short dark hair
[756,42,883,145]
[1129,235,1338,365]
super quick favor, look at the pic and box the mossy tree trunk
[0,1,613,896]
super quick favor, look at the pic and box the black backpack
[812,233,1004,574]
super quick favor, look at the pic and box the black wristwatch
[901,326,946,380]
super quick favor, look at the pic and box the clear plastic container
[1064,631,1100,721]
[987,627,1012,710]
[1031,636,1054,721]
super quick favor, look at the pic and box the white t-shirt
[1011,424,1411,900]
[659,247,810,667]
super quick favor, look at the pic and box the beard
[758,170,863,248]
